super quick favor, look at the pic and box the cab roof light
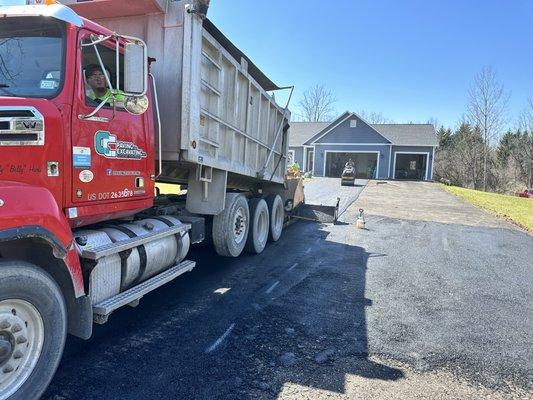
[26,0,56,5]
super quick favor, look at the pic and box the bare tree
[358,110,393,124]
[467,67,509,191]
[426,117,440,128]
[517,98,533,132]
[297,84,336,122]
[434,122,486,189]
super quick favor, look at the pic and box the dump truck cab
[0,4,155,226]
[0,2,295,398]
[0,5,177,399]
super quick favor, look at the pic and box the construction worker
[85,64,125,105]
[345,158,355,168]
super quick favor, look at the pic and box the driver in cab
[85,64,125,106]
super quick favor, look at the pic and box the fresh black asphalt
[43,194,533,399]
[303,177,367,216]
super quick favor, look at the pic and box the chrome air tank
[102,216,190,290]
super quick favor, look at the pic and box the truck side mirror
[124,41,147,96]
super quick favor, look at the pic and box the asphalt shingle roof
[288,122,330,146]
[371,124,438,146]
[289,118,437,147]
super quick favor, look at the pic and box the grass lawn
[440,184,533,231]
[155,182,181,195]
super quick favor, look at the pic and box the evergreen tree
[436,125,453,148]
[496,129,516,167]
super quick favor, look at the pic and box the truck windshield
[0,17,65,98]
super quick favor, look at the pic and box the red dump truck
[0,1,296,398]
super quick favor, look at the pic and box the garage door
[394,153,428,180]
[325,152,378,178]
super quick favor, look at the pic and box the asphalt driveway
[304,177,367,216]
[43,181,532,399]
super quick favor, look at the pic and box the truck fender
[0,182,92,339]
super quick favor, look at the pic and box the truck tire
[245,198,270,254]
[212,193,250,257]
[0,261,67,400]
[266,194,284,242]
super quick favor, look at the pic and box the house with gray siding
[288,111,438,180]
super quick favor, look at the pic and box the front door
[70,30,153,206]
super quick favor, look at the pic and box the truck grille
[0,133,39,141]
[0,110,34,118]
[0,107,45,146]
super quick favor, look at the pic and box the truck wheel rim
[0,299,44,399]
[233,206,247,244]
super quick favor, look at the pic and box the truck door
[70,30,153,206]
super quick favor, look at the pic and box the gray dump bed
[65,0,290,191]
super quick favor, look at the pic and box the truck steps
[92,259,196,323]
[81,223,190,260]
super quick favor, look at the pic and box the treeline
[435,123,532,193]
[434,67,532,194]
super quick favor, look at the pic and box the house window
[287,150,295,166]
[350,119,357,128]
[307,150,314,172]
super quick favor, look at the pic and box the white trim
[388,144,392,178]
[309,111,394,144]
[392,151,430,180]
[387,144,438,147]
[288,149,295,165]
[302,145,313,172]
[316,142,390,146]
[308,149,315,173]
[323,150,380,179]
[319,142,437,147]
[312,146,317,174]
[431,146,435,180]
[308,112,352,145]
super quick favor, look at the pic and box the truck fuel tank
[75,216,190,304]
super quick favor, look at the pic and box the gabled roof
[303,112,366,145]
[370,124,438,146]
[289,111,438,147]
[288,121,330,147]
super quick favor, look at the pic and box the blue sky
[209,0,533,128]
[1,1,531,128]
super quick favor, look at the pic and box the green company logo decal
[94,131,147,160]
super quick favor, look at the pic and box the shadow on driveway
[44,220,402,399]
